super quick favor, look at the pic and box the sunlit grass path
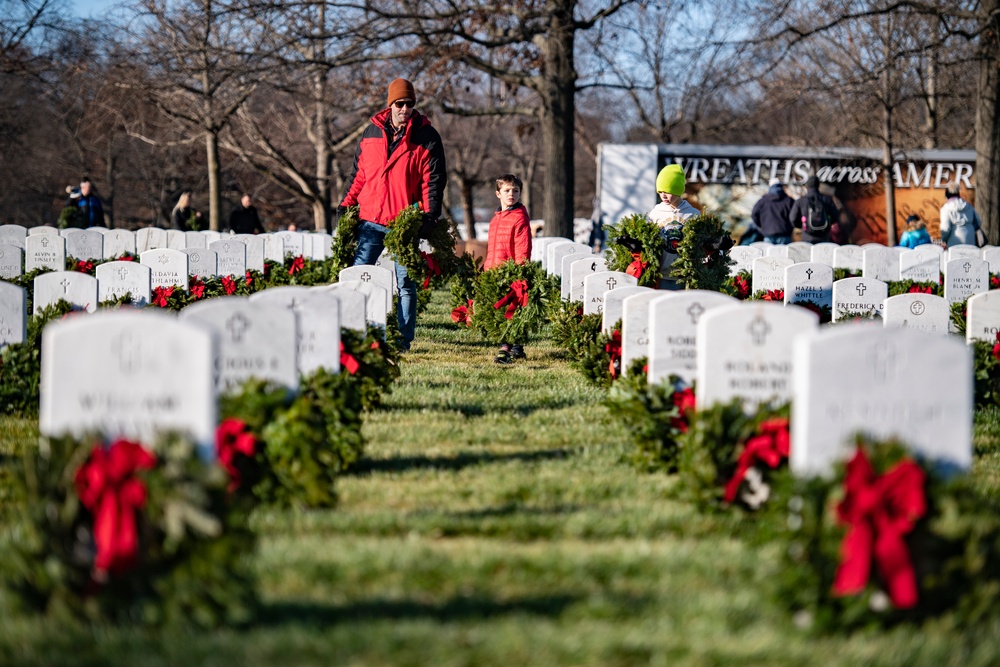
[3,290,1000,665]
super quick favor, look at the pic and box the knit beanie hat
[655,164,686,196]
[386,78,416,107]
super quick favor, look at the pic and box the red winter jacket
[340,109,447,225]
[484,203,532,270]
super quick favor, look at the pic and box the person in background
[648,164,699,289]
[484,173,532,365]
[172,191,205,231]
[789,175,839,243]
[898,214,932,249]
[66,177,106,228]
[939,182,982,247]
[227,192,266,234]
[751,177,794,244]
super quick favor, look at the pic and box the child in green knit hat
[648,164,699,289]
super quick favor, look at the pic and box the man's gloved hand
[335,205,347,221]
[617,235,643,253]
[419,214,437,240]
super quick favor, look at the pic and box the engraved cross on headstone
[805,268,814,280]
[117,266,129,281]
[748,316,771,346]
[361,271,371,282]
[223,242,231,253]
[40,237,49,248]
[60,278,70,294]
[768,259,779,271]
[687,302,705,325]
[606,277,618,291]
[963,261,972,273]
[856,283,867,296]
[113,332,142,374]
[226,312,251,343]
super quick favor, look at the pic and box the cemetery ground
[1,291,1000,666]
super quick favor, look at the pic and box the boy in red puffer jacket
[484,173,532,364]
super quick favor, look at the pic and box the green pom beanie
[656,164,686,196]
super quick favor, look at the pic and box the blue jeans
[353,221,416,346]
[764,235,792,245]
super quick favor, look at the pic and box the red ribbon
[670,387,696,433]
[451,299,474,326]
[216,419,257,492]
[493,279,529,320]
[288,255,305,275]
[832,447,927,609]
[605,329,622,379]
[421,251,442,290]
[625,252,647,280]
[152,285,174,308]
[339,341,360,375]
[992,331,1000,363]
[723,418,790,504]
[74,440,156,575]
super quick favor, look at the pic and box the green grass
[2,291,1000,666]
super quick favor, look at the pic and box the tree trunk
[105,136,115,227]
[976,0,1000,244]
[206,130,222,231]
[459,177,475,241]
[539,1,576,239]
[312,4,331,233]
[883,18,897,246]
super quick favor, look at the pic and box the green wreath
[676,399,791,511]
[572,323,621,388]
[330,205,361,274]
[887,279,942,297]
[383,205,460,289]
[771,436,1000,632]
[472,260,549,344]
[0,433,256,627]
[668,213,734,291]
[971,334,1000,408]
[604,213,667,287]
[606,363,695,473]
[449,252,482,327]
[950,300,966,336]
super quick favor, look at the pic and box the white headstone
[832,277,887,321]
[532,237,569,265]
[183,231,207,249]
[39,310,217,458]
[559,252,593,300]
[0,225,26,248]
[60,229,82,240]
[647,290,738,386]
[697,302,819,409]
[584,271,636,315]
[621,291,663,370]
[28,226,59,236]
[65,229,104,261]
[33,271,98,314]
[317,283,368,332]
[982,247,1000,275]
[335,280,387,328]
[201,230,222,245]
[884,293,949,336]
[898,247,941,283]
[233,235,266,273]
[943,257,988,305]
[784,262,833,309]
[250,286,341,375]
[274,231,305,257]
[96,261,152,306]
[833,245,863,272]
[765,245,789,258]
[181,297,298,391]
[602,286,652,333]
[749,241,771,253]
[339,265,393,316]
[0,244,23,280]
[570,256,609,302]
[965,290,1000,343]
[374,251,399,295]
[0,281,27,348]
[751,256,793,295]
[103,229,136,258]
[183,249,218,278]
[810,242,838,266]
[791,326,972,476]
[863,246,900,282]
[210,239,248,278]
[310,232,332,260]
[548,242,590,276]
[787,241,812,263]
[136,227,168,253]
[166,229,187,250]
[25,234,66,272]
[263,234,285,263]
[728,246,762,275]
[140,248,189,292]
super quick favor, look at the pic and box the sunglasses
[393,99,415,109]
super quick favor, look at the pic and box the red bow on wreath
[288,255,305,275]
[625,252,647,280]
[670,387,696,433]
[421,251,442,290]
[493,279,529,320]
[339,341,360,375]
[832,447,927,609]
[992,331,1000,363]
[451,299,474,326]
[605,329,622,379]
[723,418,790,504]
[216,418,257,492]
[74,439,157,576]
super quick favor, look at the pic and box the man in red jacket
[484,173,532,364]
[339,78,447,351]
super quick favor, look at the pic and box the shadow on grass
[431,503,584,520]
[386,396,587,417]
[257,592,583,627]
[349,447,575,476]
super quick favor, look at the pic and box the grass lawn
[1,290,999,666]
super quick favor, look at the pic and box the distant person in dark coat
[66,177,106,228]
[751,177,794,244]
[227,193,266,234]
[789,176,839,243]
[172,191,205,231]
